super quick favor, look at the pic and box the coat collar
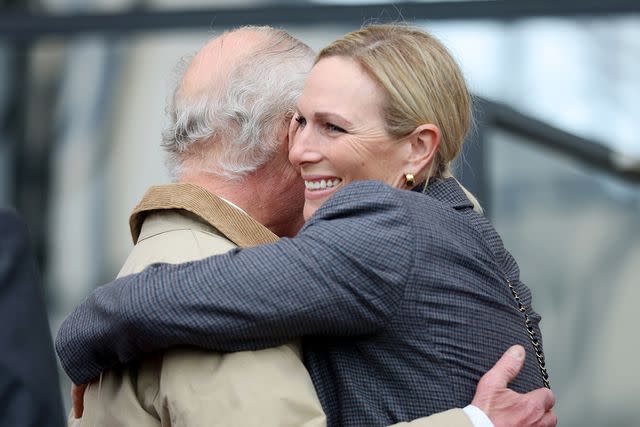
[413,177,475,210]
[129,183,278,248]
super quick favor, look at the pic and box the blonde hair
[317,24,482,211]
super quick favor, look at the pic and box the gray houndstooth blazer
[56,178,546,427]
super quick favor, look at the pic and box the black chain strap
[503,273,551,389]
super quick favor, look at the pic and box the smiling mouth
[304,178,342,191]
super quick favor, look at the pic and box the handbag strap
[502,272,551,389]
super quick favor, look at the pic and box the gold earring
[405,173,415,187]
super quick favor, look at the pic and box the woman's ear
[405,123,440,178]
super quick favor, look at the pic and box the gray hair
[162,26,315,180]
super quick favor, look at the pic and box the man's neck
[177,174,251,213]
[176,172,303,238]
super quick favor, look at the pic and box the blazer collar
[129,183,278,248]
[414,177,475,210]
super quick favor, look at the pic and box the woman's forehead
[299,57,386,118]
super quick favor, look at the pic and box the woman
[57,25,549,426]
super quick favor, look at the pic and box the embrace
[56,24,556,427]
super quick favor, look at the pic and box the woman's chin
[303,182,345,219]
[303,202,320,221]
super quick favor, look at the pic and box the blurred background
[1,1,639,426]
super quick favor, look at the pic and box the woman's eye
[326,123,346,133]
[294,115,307,128]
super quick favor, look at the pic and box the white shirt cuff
[463,405,495,427]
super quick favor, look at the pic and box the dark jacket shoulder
[0,208,65,427]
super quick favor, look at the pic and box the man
[0,209,65,427]
[71,26,324,427]
[60,27,555,427]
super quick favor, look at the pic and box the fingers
[71,383,87,418]
[540,410,557,427]
[482,345,526,388]
[525,387,556,413]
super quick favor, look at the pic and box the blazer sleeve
[56,181,414,385]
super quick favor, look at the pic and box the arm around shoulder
[56,181,414,384]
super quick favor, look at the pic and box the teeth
[305,178,341,191]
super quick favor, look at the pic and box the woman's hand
[71,383,87,418]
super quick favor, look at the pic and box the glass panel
[426,15,640,157]
[489,128,640,427]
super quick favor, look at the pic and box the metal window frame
[457,97,640,216]
[1,1,640,40]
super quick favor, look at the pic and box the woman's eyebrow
[313,112,352,127]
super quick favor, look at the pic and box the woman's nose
[288,124,321,167]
